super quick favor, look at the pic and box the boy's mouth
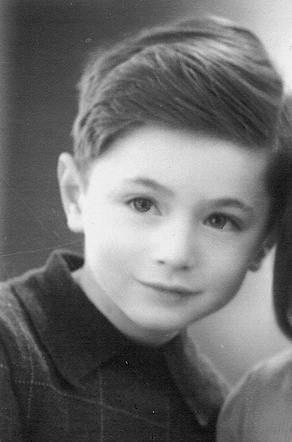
[138,280,197,296]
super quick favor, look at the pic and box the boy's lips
[137,280,198,296]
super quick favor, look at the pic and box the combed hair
[72,16,284,164]
[71,15,290,229]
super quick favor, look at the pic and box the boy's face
[61,125,271,345]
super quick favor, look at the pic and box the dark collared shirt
[0,251,228,441]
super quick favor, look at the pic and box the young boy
[0,16,289,441]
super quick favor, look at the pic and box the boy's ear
[248,247,268,272]
[248,231,276,272]
[57,153,85,233]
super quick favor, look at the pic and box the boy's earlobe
[57,153,84,233]
[248,248,267,272]
[248,235,275,272]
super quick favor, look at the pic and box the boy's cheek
[85,233,142,270]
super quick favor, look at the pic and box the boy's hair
[72,15,290,229]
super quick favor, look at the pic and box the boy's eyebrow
[122,177,174,196]
[209,198,255,214]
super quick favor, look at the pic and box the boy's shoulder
[0,250,83,374]
[0,266,42,338]
[0,250,82,333]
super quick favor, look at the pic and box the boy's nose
[153,220,197,271]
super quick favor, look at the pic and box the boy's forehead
[86,125,271,201]
[91,125,271,168]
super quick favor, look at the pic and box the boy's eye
[129,197,154,213]
[205,213,236,230]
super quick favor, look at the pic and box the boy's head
[58,16,290,345]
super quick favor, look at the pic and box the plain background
[0,0,291,384]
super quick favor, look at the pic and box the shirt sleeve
[216,350,292,442]
[0,345,23,441]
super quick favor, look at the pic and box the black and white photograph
[0,0,291,440]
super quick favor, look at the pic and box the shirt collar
[163,332,229,427]
[13,250,228,427]
[13,250,132,384]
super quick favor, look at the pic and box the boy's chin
[126,313,189,345]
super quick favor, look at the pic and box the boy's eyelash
[127,196,156,213]
[205,213,241,230]
[125,199,242,230]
